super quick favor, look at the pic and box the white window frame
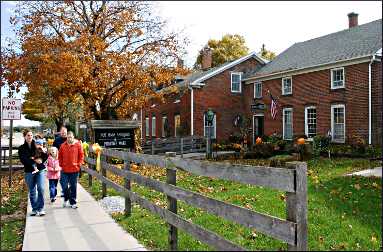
[151,116,156,137]
[305,106,317,140]
[331,104,346,143]
[174,114,181,137]
[331,67,345,89]
[254,81,262,98]
[161,116,167,138]
[231,72,242,93]
[283,108,293,140]
[203,113,216,139]
[145,117,149,137]
[282,77,292,95]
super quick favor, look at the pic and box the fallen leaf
[354,184,361,190]
[371,236,377,243]
[279,194,286,201]
[348,224,352,229]
[319,236,324,243]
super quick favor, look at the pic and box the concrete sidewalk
[22,179,146,251]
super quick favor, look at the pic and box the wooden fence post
[151,141,155,155]
[124,160,132,217]
[286,161,308,251]
[166,152,177,250]
[101,154,107,198]
[180,138,184,158]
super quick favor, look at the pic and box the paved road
[22,179,146,251]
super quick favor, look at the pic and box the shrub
[250,142,274,158]
[348,135,368,155]
[312,135,331,157]
[269,155,296,167]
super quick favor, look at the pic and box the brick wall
[193,58,260,142]
[372,61,382,146]
[244,62,380,145]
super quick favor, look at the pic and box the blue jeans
[49,179,59,199]
[59,176,65,195]
[24,171,46,212]
[61,172,79,205]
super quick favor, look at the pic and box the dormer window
[331,67,345,89]
[282,77,292,95]
[231,73,241,93]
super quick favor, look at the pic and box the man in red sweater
[59,131,84,209]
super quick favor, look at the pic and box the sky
[1,1,382,127]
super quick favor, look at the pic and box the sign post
[2,98,22,187]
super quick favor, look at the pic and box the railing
[81,148,308,251]
[142,136,206,155]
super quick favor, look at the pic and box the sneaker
[38,210,46,216]
[71,204,78,209]
[30,210,37,216]
[63,201,68,208]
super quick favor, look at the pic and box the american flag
[269,91,278,119]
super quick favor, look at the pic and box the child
[31,139,48,174]
[46,147,61,202]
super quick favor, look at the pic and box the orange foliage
[2,1,189,121]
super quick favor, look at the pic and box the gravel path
[98,196,126,213]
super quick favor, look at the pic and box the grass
[1,173,27,251]
[79,157,382,251]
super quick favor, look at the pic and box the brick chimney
[201,46,212,70]
[348,12,358,28]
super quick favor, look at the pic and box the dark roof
[244,19,382,79]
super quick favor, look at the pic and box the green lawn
[79,157,382,251]
[0,173,27,251]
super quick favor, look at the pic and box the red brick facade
[141,59,382,147]
[243,61,382,146]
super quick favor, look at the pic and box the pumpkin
[130,163,139,171]
[297,138,305,145]
[47,138,54,146]
[256,137,262,145]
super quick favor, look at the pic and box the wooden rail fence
[142,136,206,155]
[81,148,307,251]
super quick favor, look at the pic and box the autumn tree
[260,44,276,61]
[2,1,188,122]
[194,34,249,69]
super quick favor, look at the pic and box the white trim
[330,67,345,89]
[145,117,149,137]
[243,55,372,83]
[174,99,180,104]
[254,81,262,98]
[231,72,242,93]
[282,77,292,95]
[331,104,346,143]
[203,113,216,139]
[190,88,194,136]
[283,108,293,140]
[161,116,167,138]
[191,52,267,85]
[252,114,264,144]
[304,106,317,140]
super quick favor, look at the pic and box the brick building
[140,13,382,146]
[243,14,382,146]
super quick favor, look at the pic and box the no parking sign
[2,98,22,120]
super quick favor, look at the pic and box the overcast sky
[1,1,382,127]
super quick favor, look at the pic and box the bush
[249,142,274,158]
[312,135,331,157]
[348,135,368,155]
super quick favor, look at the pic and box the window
[331,104,345,143]
[145,117,149,137]
[282,77,292,95]
[331,68,345,89]
[254,81,262,98]
[204,112,216,139]
[151,116,156,137]
[283,108,293,140]
[231,73,241,93]
[174,114,181,137]
[305,106,317,139]
[161,116,167,138]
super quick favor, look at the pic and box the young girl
[46,147,61,202]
